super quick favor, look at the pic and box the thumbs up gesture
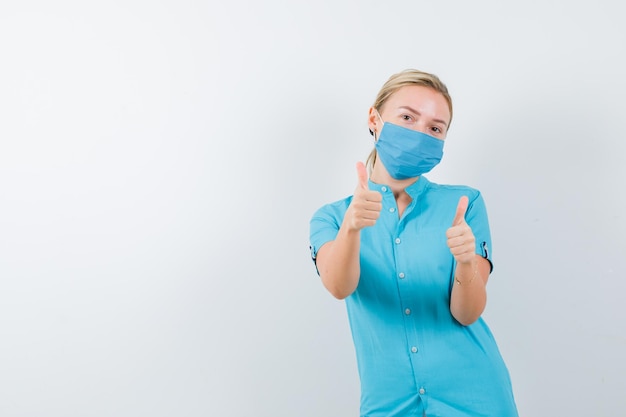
[446,196,476,265]
[343,162,383,231]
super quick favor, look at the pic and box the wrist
[455,258,478,286]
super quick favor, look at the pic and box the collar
[368,176,431,199]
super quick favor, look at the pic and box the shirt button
[398,272,405,279]
[411,346,418,353]
[395,238,401,244]
[404,308,411,315]
[381,186,387,192]
[419,388,425,395]
[389,207,396,213]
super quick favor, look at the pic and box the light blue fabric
[309,176,518,417]
[375,121,444,179]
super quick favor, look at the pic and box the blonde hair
[366,69,453,173]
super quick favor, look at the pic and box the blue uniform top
[309,176,518,417]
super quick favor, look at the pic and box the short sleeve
[466,191,494,272]
[308,200,348,274]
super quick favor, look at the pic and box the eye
[401,114,413,122]
[431,126,445,135]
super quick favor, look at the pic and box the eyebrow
[398,105,449,128]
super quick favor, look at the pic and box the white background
[1,1,624,416]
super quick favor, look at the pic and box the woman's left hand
[446,196,476,265]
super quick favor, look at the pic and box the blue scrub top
[310,176,518,417]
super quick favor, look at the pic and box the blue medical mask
[374,112,444,179]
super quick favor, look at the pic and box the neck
[370,163,419,197]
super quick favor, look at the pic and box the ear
[368,106,381,138]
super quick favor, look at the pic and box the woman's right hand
[343,162,383,231]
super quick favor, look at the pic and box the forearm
[317,226,361,300]
[449,255,490,325]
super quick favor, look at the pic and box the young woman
[309,69,518,417]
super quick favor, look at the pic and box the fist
[446,196,476,264]
[344,162,382,231]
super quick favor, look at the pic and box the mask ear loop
[372,109,384,141]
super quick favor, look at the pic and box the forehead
[385,85,451,121]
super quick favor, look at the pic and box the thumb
[356,161,368,190]
[452,196,469,226]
